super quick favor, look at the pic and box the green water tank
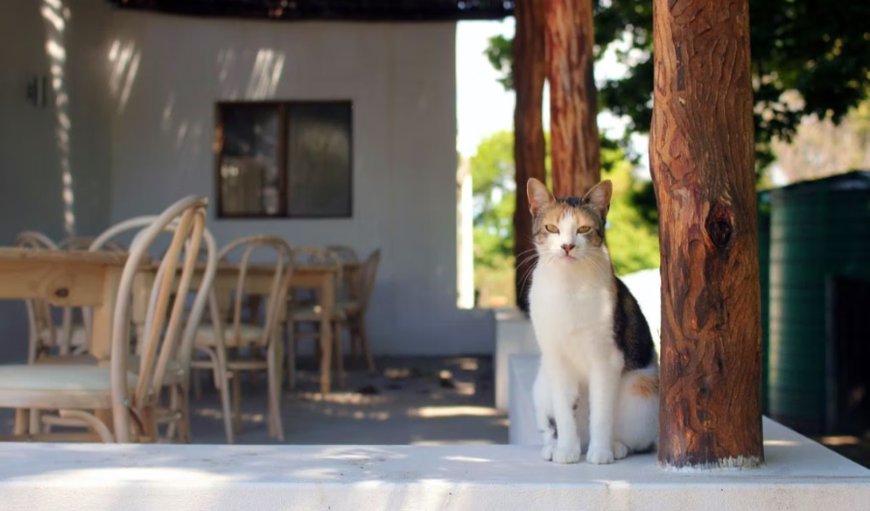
[767,171,870,434]
[757,191,771,414]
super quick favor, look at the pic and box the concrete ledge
[1,430,868,511]
[494,307,539,411]
[509,353,540,445]
[505,353,870,510]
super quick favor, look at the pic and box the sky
[455,19,518,159]
[455,20,651,177]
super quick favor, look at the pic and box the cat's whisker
[515,255,539,272]
[515,247,539,257]
[515,248,539,261]
[519,263,537,292]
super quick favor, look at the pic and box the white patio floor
[0,356,508,446]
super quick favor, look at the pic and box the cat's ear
[527,178,554,215]
[583,180,613,220]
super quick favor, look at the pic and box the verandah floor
[0,356,508,446]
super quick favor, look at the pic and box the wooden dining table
[0,248,129,361]
[0,248,355,395]
[132,260,359,395]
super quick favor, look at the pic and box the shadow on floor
[189,355,508,445]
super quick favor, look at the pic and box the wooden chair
[326,245,358,263]
[285,247,344,389]
[191,236,293,442]
[0,196,215,442]
[337,249,380,376]
[84,212,219,442]
[286,248,379,389]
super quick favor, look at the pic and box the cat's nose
[561,243,576,254]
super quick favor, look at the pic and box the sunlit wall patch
[42,0,76,237]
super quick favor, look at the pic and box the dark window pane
[286,102,352,217]
[218,104,282,216]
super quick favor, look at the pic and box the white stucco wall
[101,10,493,355]
[0,2,493,359]
[0,0,112,362]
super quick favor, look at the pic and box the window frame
[214,99,353,220]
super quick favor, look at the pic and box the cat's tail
[616,364,659,453]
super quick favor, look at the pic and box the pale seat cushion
[194,324,265,347]
[34,354,185,385]
[0,365,136,409]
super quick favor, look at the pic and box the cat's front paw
[541,443,554,461]
[586,444,615,464]
[552,442,582,464]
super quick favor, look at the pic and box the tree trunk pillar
[650,0,763,468]
[513,0,547,311]
[545,0,600,197]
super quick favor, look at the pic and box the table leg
[91,268,121,362]
[318,273,335,394]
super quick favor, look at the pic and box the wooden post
[650,0,763,468]
[545,0,600,197]
[513,0,546,311]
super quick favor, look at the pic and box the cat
[526,177,659,464]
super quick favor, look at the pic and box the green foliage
[484,35,514,91]
[602,148,660,275]
[470,131,515,272]
[493,0,870,168]
[469,131,659,306]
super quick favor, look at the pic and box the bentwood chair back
[344,249,380,374]
[191,235,293,442]
[0,196,214,443]
[88,207,218,442]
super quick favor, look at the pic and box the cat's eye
[576,226,592,234]
[544,224,559,234]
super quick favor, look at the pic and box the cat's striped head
[526,178,612,263]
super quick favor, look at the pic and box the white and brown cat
[527,177,658,464]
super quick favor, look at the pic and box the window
[215,101,352,218]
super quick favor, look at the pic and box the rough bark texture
[650,0,764,468]
[545,0,600,198]
[513,0,546,312]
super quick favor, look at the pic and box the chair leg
[13,409,29,435]
[209,345,234,444]
[193,368,203,400]
[141,406,158,443]
[176,384,192,443]
[267,341,284,441]
[166,389,179,441]
[232,369,243,433]
[219,369,234,444]
[333,321,346,388]
[286,320,296,391]
[29,409,42,435]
